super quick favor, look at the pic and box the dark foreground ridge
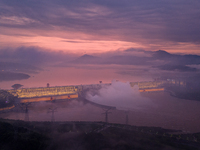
[1,119,200,150]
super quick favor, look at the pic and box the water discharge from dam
[86,80,154,111]
[1,90,200,133]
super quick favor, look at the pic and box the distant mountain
[0,62,42,73]
[103,55,150,65]
[78,54,98,60]
[152,50,172,58]
[181,54,200,65]
[72,54,101,64]
[152,50,200,65]
[61,50,200,67]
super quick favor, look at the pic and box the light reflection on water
[1,92,200,133]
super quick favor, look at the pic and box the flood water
[1,91,200,133]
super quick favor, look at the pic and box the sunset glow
[1,2,200,148]
[0,0,199,88]
[0,0,199,54]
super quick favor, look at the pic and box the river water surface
[1,92,200,133]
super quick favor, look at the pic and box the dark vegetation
[11,84,23,90]
[0,72,30,81]
[157,64,197,72]
[0,119,200,150]
[0,90,15,108]
[0,120,47,150]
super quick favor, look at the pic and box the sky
[2,1,200,137]
[1,1,200,133]
[0,0,200,88]
[0,0,200,54]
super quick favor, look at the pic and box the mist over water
[87,80,153,111]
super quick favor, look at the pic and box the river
[1,91,200,133]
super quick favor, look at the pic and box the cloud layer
[0,0,200,53]
[1,46,200,74]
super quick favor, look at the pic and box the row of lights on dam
[46,80,105,88]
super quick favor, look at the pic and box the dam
[2,79,199,134]
[5,79,186,103]
[7,85,81,103]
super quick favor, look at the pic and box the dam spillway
[6,80,186,103]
